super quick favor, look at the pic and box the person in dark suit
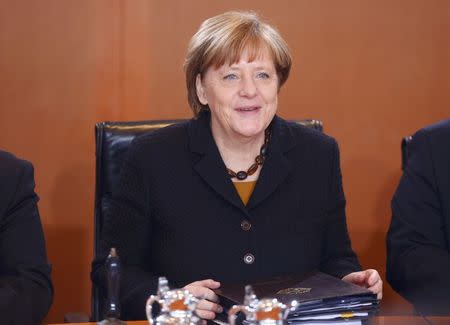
[387,118,450,315]
[92,11,382,321]
[0,150,53,324]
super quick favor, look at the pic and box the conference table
[49,316,450,325]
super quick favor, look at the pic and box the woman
[92,11,382,320]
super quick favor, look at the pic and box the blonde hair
[184,11,292,116]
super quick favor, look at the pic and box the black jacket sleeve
[0,152,53,324]
[386,127,450,315]
[320,140,361,278]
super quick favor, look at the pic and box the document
[215,272,379,324]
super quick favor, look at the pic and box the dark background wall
[0,0,449,322]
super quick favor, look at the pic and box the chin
[233,125,265,139]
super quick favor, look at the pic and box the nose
[239,75,257,98]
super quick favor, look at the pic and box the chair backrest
[401,135,413,170]
[93,120,181,320]
[92,118,323,321]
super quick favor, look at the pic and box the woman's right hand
[184,279,223,320]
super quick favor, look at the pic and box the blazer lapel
[247,116,296,209]
[188,112,247,213]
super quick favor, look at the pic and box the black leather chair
[91,118,323,321]
[401,135,413,170]
[92,120,182,321]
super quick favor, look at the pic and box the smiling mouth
[236,106,260,112]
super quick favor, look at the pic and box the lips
[236,106,260,112]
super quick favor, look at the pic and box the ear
[196,74,208,105]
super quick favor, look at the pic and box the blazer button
[243,253,255,264]
[241,220,252,231]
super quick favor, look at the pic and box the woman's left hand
[342,269,383,300]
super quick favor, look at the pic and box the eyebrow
[226,63,273,70]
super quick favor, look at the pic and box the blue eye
[257,72,270,79]
[223,74,238,80]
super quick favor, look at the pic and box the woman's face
[196,48,279,141]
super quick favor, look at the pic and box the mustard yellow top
[233,181,257,205]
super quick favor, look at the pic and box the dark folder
[215,272,379,322]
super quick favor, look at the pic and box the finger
[366,270,379,286]
[195,309,216,320]
[184,286,219,302]
[368,279,383,300]
[341,273,354,282]
[360,270,371,282]
[343,271,365,284]
[201,288,219,302]
[197,299,223,314]
[184,285,206,297]
[192,279,221,289]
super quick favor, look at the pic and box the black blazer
[0,151,53,324]
[92,111,361,320]
[387,118,450,315]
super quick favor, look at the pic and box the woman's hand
[342,269,383,299]
[184,279,222,319]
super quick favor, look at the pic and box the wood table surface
[48,316,450,325]
[424,317,450,325]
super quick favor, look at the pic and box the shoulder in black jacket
[0,150,53,324]
[387,118,450,315]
